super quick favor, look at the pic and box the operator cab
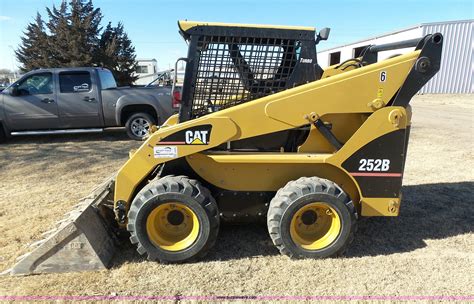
[176,21,330,122]
[174,21,331,152]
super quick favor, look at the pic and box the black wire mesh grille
[190,36,301,117]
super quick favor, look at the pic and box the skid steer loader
[8,21,443,275]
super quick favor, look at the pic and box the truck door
[3,72,60,131]
[57,70,102,128]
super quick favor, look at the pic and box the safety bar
[172,57,188,95]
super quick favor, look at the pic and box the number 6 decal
[380,71,387,82]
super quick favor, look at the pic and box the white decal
[380,71,387,82]
[358,159,390,171]
[300,58,313,63]
[185,130,209,145]
[73,83,90,92]
[154,146,178,158]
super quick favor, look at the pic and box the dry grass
[0,95,472,298]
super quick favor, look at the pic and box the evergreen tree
[16,0,137,84]
[45,1,71,66]
[98,22,138,86]
[15,13,50,71]
[46,0,102,67]
[68,0,102,66]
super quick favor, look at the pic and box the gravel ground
[0,94,472,300]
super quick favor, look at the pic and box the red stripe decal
[156,142,186,145]
[350,172,402,177]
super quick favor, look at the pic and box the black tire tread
[127,175,219,262]
[267,176,358,258]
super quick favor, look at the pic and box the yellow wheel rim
[290,202,341,250]
[146,202,200,252]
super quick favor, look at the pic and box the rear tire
[267,177,357,259]
[125,112,156,141]
[127,176,219,263]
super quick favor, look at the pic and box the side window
[353,45,369,58]
[329,51,341,65]
[98,70,117,90]
[59,72,92,93]
[136,65,148,74]
[17,73,53,95]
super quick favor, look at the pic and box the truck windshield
[98,70,117,90]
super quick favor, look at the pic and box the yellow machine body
[114,51,418,217]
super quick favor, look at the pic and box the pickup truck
[0,67,178,141]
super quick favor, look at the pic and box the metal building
[317,20,473,94]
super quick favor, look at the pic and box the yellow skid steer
[8,21,443,275]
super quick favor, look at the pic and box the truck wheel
[127,176,220,263]
[125,112,156,140]
[267,177,357,259]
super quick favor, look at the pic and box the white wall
[317,27,423,67]
[133,59,158,85]
[420,21,473,94]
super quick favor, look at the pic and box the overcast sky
[0,0,472,71]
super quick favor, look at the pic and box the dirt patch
[0,95,472,297]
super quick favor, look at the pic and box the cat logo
[185,130,209,145]
[157,124,212,146]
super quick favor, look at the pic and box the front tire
[125,112,156,140]
[267,177,357,259]
[127,176,219,263]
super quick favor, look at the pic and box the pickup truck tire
[125,112,157,141]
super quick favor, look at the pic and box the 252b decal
[341,130,407,197]
[358,159,390,172]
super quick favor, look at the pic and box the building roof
[319,19,473,52]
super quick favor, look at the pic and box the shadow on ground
[347,181,474,257]
[112,181,474,267]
